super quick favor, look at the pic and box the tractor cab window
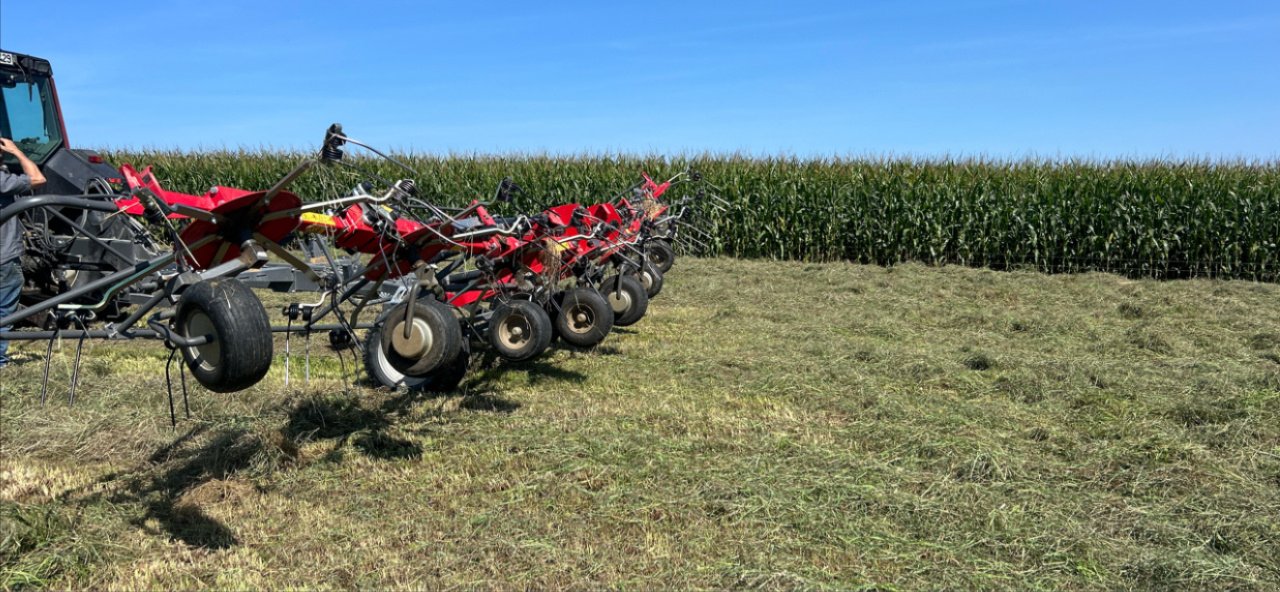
[0,73,63,165]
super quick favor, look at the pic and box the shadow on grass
[549,341,624,357]
[380,349,591,414]
[59,345,593,551]
[74,425,270,550]
[467,351,587,389]
[68,376,529,551]
[284,394,425,461]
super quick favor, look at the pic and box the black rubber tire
[421,348,470,392]
[488,300,553,362]
[328,328,355,350]
[550,287,614,348]
[378,298,463,377]
[603,274,649,327]
[632,263,664,298]
[364,328,470,392]
[646,240,676,274]
[175,278,273,393]
[363,324,430,391]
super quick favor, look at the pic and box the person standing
[0,138,47,368]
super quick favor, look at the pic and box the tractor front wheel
[364,327,470,392]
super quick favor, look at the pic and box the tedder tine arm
[170,204,226,224]
[254,232,328,286]
[260,207,304,223]
[263,160,316,207]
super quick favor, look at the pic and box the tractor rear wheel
[175,278,273,393]
[603,274,649,327]
[550,287,614,348]
[488,300,553,362]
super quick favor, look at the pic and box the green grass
[3,257,1280,590]
[104,151,1280,280]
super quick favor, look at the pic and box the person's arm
[0,138,46,189]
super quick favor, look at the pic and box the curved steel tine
[39,328,57,406]
[284,317,292,388]
[165,348,178,429]
[304,329,312,386]
[180,356,190,418]
[67,317,88,405]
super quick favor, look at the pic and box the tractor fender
[37,148,121,195]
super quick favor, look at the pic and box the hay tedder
[0,49,722,410]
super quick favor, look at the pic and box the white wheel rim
[607,289,631,315]
[390,317,434,358]
[565,303,595,335]
[498,313,532,349]
[374,335,428,388]
[183,310,221,372]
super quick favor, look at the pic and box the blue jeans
[0,260,21,367]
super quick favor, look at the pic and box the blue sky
[1,0,1277,157]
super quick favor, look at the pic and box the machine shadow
[373,349,587,416]
[283,392,426,461]
[67,339,600,549]
[68,374,532,551]
[69,425,270,550]
[465,350,588,391]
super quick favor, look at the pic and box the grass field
[2,257,1279,590]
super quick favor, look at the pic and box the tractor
[1,49,156,324]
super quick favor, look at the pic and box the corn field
[105,150,1280,281]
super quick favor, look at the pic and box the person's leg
[0,261,22,367]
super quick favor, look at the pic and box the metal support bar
[45,207,138,265]
[0,251,178,328]
[255,232,326,286]
[269,322,375,333]
[0,195,119,225]
[0,328,162,341]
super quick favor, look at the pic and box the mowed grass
[2,257,1279,590]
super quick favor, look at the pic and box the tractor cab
[0,52,64,166]
[0,49,120,194]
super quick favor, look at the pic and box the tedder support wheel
[646,240,676,274]
[175,278,273,393]
[551,287,615,348]
[488,300,553,362]
[364,327,470,392]
[603,274,649,327]
[328,328,356,349]
[378,298,463,377]
[424,348,471,392]
[632,262,664,298]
